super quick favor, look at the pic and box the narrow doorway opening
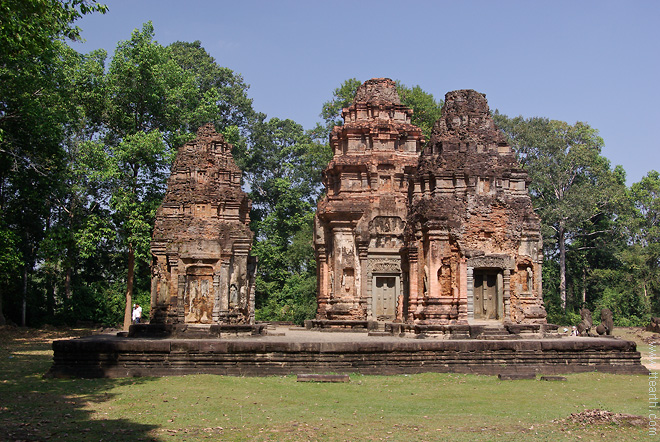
[373,276,396,320]
[473,270,502,320]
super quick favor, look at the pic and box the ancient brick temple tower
[314,78,424,321]
[150,123,256,325]
[407,90,546,324]
[315,80,547,325]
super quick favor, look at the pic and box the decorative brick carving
[314,78,424,321]
[368,259,402,274]
[151,124,256,325]
[315,81,546,325]
[408,89,546,324]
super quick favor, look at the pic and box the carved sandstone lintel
[466,255,515,270]
[368,259,402,274]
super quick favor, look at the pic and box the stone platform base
[128,323,266,339]
[304,319,378,331]
[48,331,648,378]
[305,320,560,339]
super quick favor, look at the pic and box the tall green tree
[251,178,317,323]
[105,22,198,143]
[622,170,660,313]
[494,114,625,311]
[167,40,258,173]
[245,117,330,323]
[247,117,330,213]
[37,44,107,318]
[168,40,256,133]
[0,0,106,325]
[396,83,443,142]
[109,131,173,330]
[0,227,22,325]
[103,22,196,330]
[317,78,362,137]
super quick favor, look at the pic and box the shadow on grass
[0,326,162,442]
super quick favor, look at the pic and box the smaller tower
[151,123,256,325]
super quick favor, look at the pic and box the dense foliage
[0,4,656,328]
[494,114,657,325]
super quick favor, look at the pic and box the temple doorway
[473,270,501,320]
[373,276,396,320]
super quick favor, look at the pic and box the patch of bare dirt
[0,325,115,347]
[554,409,648,427]
[614,327,659,345]
[642,335,660,344]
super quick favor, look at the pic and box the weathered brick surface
[314,82,545,326]
[151,124,256,325]
[408,90,545,325]
[315,79,423,322]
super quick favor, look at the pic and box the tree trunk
[123,244,135,331]
[66,205,74,302]
[0,288,5,326]
[558,225,567,311]
[65,266,72,301]
[582,267,587,305]
[22,266,27,327]
[47,272,55,320]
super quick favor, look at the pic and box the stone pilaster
[466,266,474,318]
[503,269,511,322]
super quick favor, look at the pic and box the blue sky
[71,0,659,185]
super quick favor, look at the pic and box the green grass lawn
[0,326,654,441]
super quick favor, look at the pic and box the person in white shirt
[132,304,142,324]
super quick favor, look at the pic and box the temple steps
[476,325,521,340]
